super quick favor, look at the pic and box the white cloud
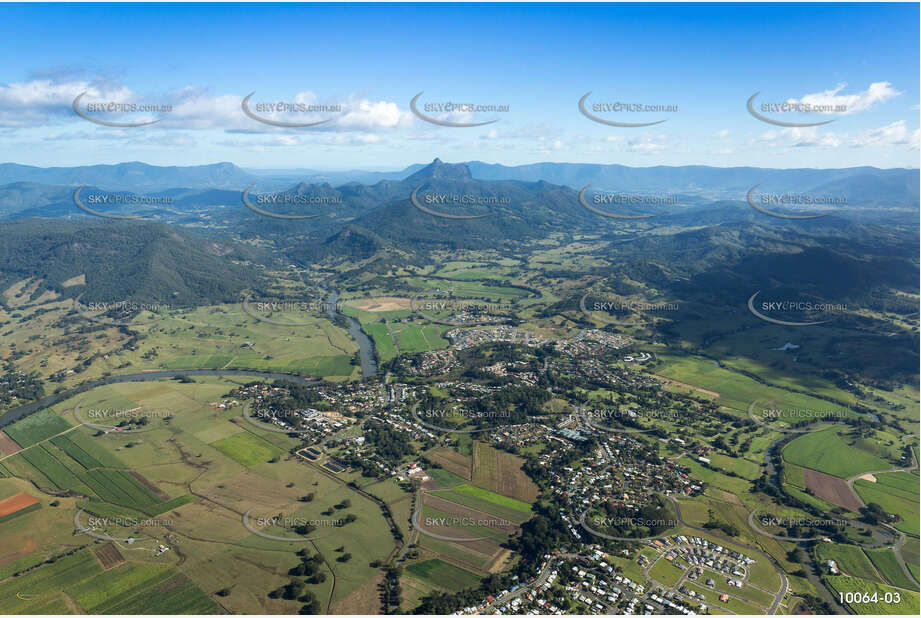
[789,81,900,115]
[625,132,669,154]
[850,120,919,149]
[757,126,842,148]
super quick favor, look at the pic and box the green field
[405,559,481,592]
[654,352,840,414]
[0,550,102,613]
[452,484,532,513]
[429,485,531,526]
[865,548,918,590]
[817,544,883,583]
[210,432,284,467]
[680,456,753,495]
[427,467,466,489]
[3,408,72,447]
[100,573,219,614]
[649,558,684,587]
[16,443,86,490]
[394,324,449,354]
[363,322,398,362]
[708,453,761,480]
[825,575,920,614]
[854,476,919,536]
[51,431,126,469]
[782,428,891,478]
[783,461,807,488]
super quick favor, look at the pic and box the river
[1,290,378,427]
[325,289,377,378]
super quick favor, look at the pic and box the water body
[0,369,320,428]
[325,290,377,378]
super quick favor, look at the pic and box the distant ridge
[0,161,258,192]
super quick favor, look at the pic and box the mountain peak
[405,158,472,182]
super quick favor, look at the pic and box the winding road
[843,444,919,588]
[666,496,789,614]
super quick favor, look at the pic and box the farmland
[782,428,892,478]
[210,432,284,467]
[854,475,920,535]
[431,483,533,524]
[865,548,918,590]
[0,376,397,613]
[471,441,539,503]
[0,294,362,391]
[817,543,883,583]
[406,558,481,591]
[2,408,71,447]
[825,575,920,615]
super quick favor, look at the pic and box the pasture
[406,558,481,592]
[782,428,891,478]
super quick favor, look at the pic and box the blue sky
[0,2,918,169]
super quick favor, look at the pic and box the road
[666,496,789,614]
[0,368,320,428]
[844,444,919,589]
